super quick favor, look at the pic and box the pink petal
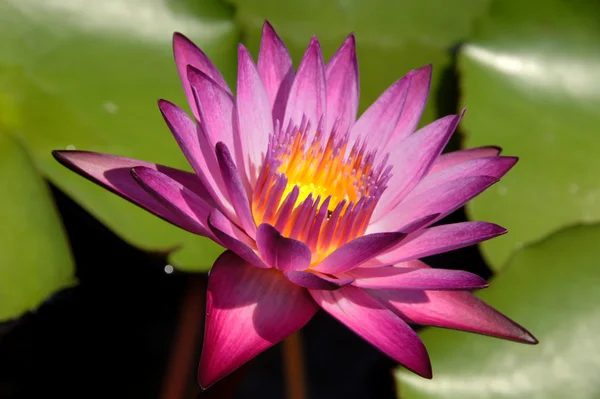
[313,232,407,274]
[236,44,274,187]
[348,74,411,153]
[377,222,507,264]
[398,213,441,234]
[325,33,359,135]
[186,66,236,158]
[370,270,537,344]
[158,100,234,217]
[349,267,488,290]
[258,21,294,124]
[283,36,326,143]
[384,65,432,149]
[173,33,231,121]
[208,209,268,269]
[256,223,311,271]
[215,142,256,238]
[368,176,498,234]
[285,271,354,290]
[52,150,212,234]
[130,166,213,237]
[310,286,431,378]
[373,113,462,221]
[407,156,517,198]
[429,146,502,175]
[199,251,318,388]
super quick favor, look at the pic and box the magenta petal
[256,224,311,271]
[186,66,236,157]
[158,100,234,217]
[199,251,318,388]
[373,113,462,221]
[350,267,488,290]
[429,146,502,175]
[310,286,432,378]
[371,280,537,344]
[208,210,268,269]
[215,142,256,238]
[314,232,407,274]
[285,271,354,290]
[130,166,212,237]
[385,65,432,148]
[236,44,274,187]
[408,156,517,198]
[368,176,498,234]
[398,213,440,234]
[325,33,359,135]
[173,33,231,121]
[283,36,326,142]
[258,21,294,124]
[377,222,507,264]
[348,74,411,153]
[52,150,213,234]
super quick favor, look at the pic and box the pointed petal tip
[52,149,66,161]
[52,149,91,170]
[343,32,356,47]
[262,19,276,34]
[416,64,433,74]
[238,42,250,57]
[526,333,539,345]
[308,35,321,49]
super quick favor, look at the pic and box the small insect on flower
[53,21,537,389]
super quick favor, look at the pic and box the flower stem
[282,331,307,399]
[159,274,207,399]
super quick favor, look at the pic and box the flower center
[252,117,390,264]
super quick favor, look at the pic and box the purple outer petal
[208,210,268,269]
[368,176,498,234]
[258,21,294,124]
[373,113,462,221]
[284,36,326,144]
[52,150,213,234]
[325,33,359,135]
[285,270,354,290]
[369,262,537,344]
[215,142,257,238]
[236,44,274,187]
[158,100,234,218]
[186,66,236,158]
[310,286,432,378]
[350,267,489,290]
[130,167,212,237]
[429,146,502,175]
[348,74,410,153]
[199,251,318,388]
[256,224,311,271]
[313,232,407,274]
[384,65,432,148]
[173,33,231,121]
[407,156,517,199]
[377,222,507,264]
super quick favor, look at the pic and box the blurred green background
[1,0,599,397]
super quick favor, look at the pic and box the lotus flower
[53,21,537,388]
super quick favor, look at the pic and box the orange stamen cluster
[252,118,390,264]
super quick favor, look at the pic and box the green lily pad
[0,132,75,320]
[460,0,600,269]
[0,0,241,271]
[231,0,493,125]
[396,223,600,399]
